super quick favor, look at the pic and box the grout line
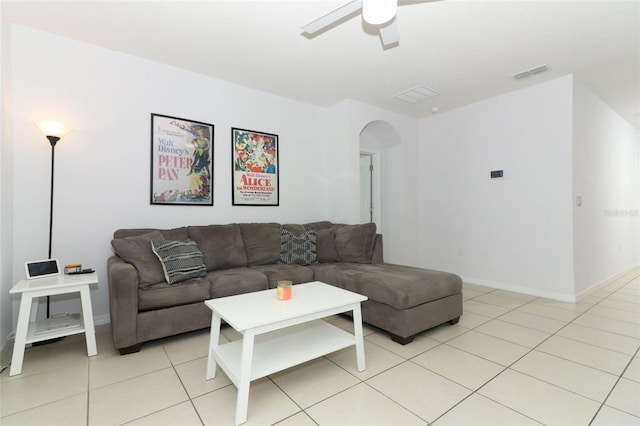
[359,378,432,424]
[85,360,91,425]
[430,275,640,424]
[588,346,640,425]
[267,374,323,425]
[429,319,571,423]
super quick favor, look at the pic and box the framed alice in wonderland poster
[150,113,214,206]
[231,128,279,206]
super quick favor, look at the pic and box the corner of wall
[571,74,640,296]
[0,4,16,359]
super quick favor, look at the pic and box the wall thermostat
[490,170,504,179]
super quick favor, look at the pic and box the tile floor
[1,270,639,425]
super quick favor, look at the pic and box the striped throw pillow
[151,238,206,284]
[279,229,318,265]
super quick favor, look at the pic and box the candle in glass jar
[277,280,292,300]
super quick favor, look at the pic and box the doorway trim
[360,149,381,233]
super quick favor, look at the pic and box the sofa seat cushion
[188,224,248,271]
[207,267,269,299]
[138,277,211,311]
[311,263,462,310]
[250,264,315,288]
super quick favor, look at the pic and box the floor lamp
[35,120,71,318]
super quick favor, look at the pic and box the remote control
[68,269,94,275]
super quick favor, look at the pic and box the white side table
[9,272,98,376]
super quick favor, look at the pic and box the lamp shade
[362,0,397,25]
[36,120,71,139]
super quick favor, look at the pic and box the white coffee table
[205,281,368,425]
[9,272,98,376]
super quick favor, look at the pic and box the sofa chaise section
[311,262,462,343]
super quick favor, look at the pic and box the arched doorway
[359,120,402,233]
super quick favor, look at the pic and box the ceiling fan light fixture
[362,0,397,25]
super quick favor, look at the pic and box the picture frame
[150,113,214,206]
[231,127,279,206]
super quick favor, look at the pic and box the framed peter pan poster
[150,113,214,206]
[231,127,279,206]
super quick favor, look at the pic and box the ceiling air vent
[394,85,439,104]
[513,64,549,80]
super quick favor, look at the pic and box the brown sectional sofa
[107,221,462,354]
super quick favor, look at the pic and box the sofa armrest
[107,256,140,350]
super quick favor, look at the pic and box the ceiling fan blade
[302,0,363,35]
[379,19,400,47]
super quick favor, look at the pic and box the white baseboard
[463,263,640,303]
[94,313,111,326]
[461,276,577,302]
[1,331,15,371]
[574,263,640,301]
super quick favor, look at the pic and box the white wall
[325,99,355,224]
[572,78,640,297]
[327,99,421,265]
[8,25,335,326]
[419,76,576,300]
[0,3,15,357]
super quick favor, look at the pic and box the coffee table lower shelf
[212,320,355,383]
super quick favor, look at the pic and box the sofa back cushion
[188,224,248,271]
[372,234,384,264]
[335,223,377,263]
[303,222,339,262]
[111,231,165,287]
[111,227,191,287]
[303,221,334,231]
[113,227,189,241]
[240,223,281,266]
[314,227,340,263]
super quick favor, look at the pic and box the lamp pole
[46,135,60,318]
[33,120,70,345]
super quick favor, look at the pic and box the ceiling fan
[302,0,401,48]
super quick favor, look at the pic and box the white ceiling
[4,0,640,128]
